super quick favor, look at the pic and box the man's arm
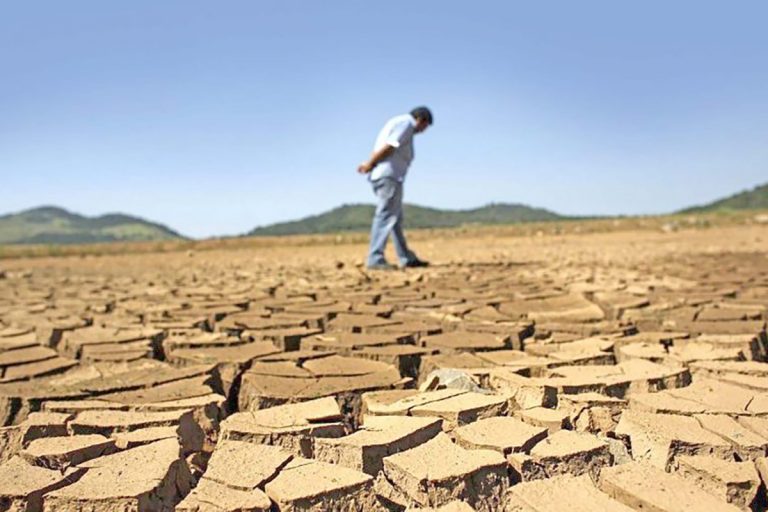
[357,145,395,174]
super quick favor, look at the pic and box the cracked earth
[0,224,767,511]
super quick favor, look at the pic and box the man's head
[410,106,433,133]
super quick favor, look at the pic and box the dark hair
[410,106,433,125]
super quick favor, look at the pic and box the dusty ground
[0,224,767,511]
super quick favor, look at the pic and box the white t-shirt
[369,114,416,182]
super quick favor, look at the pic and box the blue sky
[2,1,766,238]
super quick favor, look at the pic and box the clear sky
[2,1,766,238]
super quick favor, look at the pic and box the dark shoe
[366,262,398,271]
[401,258,430,269]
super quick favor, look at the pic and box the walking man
[357,106,433,270]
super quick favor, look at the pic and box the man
[357,106,433,270]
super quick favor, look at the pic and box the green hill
[247,203,564,236]
[680,182,768,213]
[0,206,185,244]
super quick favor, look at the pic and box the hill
[247,202,564,236]
[680,182,768,213]
[0,206,185,244]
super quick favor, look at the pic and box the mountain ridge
[0,206,185,245]
[679,183,768,213]
[247,202,564,236]
[3,181,766,244]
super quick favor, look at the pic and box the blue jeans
[367,178,416,267]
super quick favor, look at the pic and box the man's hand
[357,145,394,174]
[357,161,375,174]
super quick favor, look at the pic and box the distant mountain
[680,183,768,213]
[0,206,185,244]
[247,203,564,236]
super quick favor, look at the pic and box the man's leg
[390,184,416,266]
[366,179,399,267]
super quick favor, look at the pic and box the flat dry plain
[1,223,767,511]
